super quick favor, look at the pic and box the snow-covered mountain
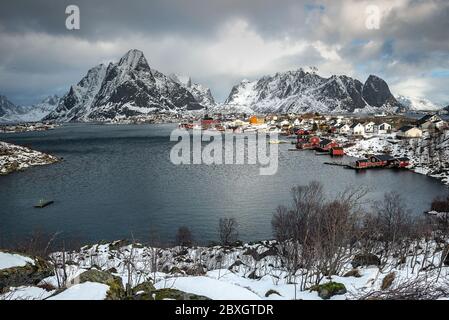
[396,95,442,112]
[221,69,403,114]
[45,50,209,122]
[0,95,18,122]
[168,74,215,109]
[0,94,59,123]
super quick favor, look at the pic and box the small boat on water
[34,199,54,208]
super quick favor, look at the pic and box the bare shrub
[271,181,364,295]
[175,226,194,247]
[355,276,449,300]
[218,217,239,246]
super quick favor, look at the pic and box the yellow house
[249,115,265,125]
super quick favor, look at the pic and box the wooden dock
[323,162,350,167]
[34,200,54,208]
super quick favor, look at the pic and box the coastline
[0,141,59,175]
[344,132,449,186]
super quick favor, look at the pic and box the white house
[376,122,392,134]
[433,119,447,130]
[337,123,351,134]
[350,123,365,136]
[280,119,290,127]
[417,114,442,130]
[293,118,301,126]
[363,121,376,133]
[397,126,423,138]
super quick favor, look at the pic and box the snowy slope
[169,74,215,109]
[48,282,109,300]
[45,49,208,122]
[396,95,442,112]
[221,70,402,114]
[0,252,34,270]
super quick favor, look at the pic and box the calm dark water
[0,123,448,246]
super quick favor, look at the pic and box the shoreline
[344,133,449,186]
[0,141,59,175]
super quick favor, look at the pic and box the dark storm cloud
[0,0,449,105]
[0,0,311,40]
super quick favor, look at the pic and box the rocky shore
[0,141,59,175]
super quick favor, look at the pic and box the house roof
[319,138,333,145]
[417,114,440,124]
[371,154,394,161]
[350,123,362,129]
[395,157,410,161]
[398,125,416,132]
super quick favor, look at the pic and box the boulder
[265,289,281,297]
[381,272,395,290]
[152,288,210,300]
[228,260,246,271]
[247,270,261,280]
[0,255,53,291]
[351,253,381,268]
[131,288,210,300]
[343,268,361,278]
[185,264,206,276]
[76,269,125,300]
[132,281,156,294]
[169,266,184,274]
[243,247,277,261]
[310,282,347,300]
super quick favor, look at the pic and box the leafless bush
[355,276,449,300]
[372,192,414,264]
[431,196,449,212]
[175,226,194,247]
[12,230,61,257]
[218,217,239,246]
[272,181,364,294]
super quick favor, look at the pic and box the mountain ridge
[219,69,403,114]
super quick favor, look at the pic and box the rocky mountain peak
[44,50,213,122]
[117,49,149,71]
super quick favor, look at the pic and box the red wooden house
[316,138,339,152]
[393,157,410,168]
[330,147,344,157]
[355,155,410,169]
[296,136,320,149]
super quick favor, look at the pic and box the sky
[0,0,448,106]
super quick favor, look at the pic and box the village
[0,122,58,133]
[179,112,449,174]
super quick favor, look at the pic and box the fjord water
[0,123,447,246]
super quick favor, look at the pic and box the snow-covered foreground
[48,282,109,300]
[0,252,34,270]
[0,141,58,175]
[2,239,448,300]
